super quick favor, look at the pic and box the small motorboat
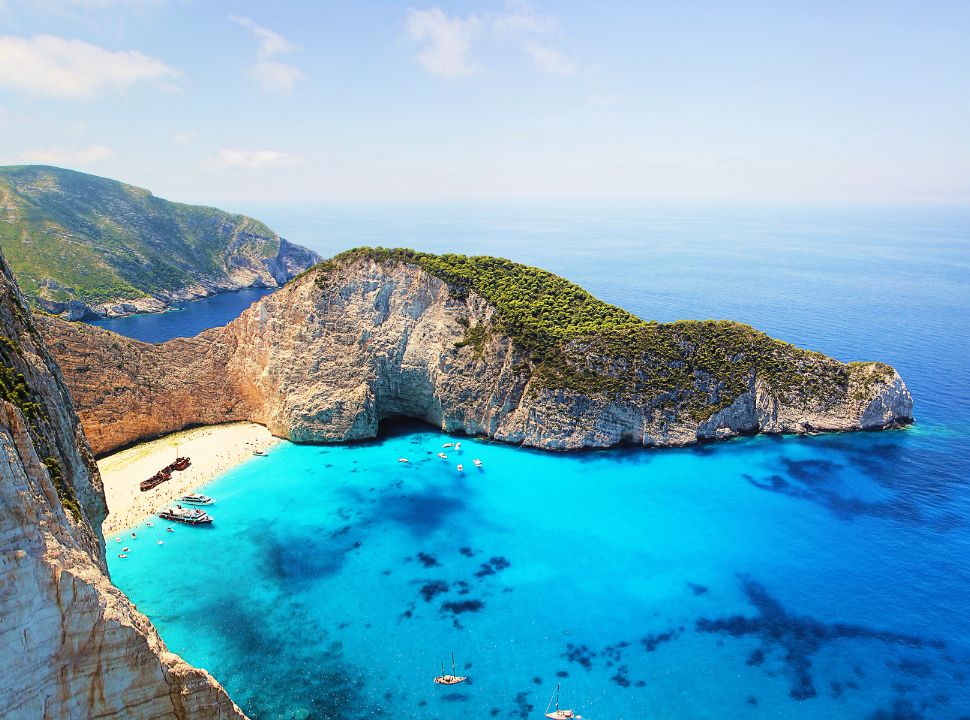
[398,458,410,463]
[118,553,127,559]
[442,443,455,449]
[181,493,214,505]
[158,506,213,525]
[457,464,464,472]
[473,459,483,468]
[437,452,448,459]
[433,654,467,685]
[544,683,581,719]
[253,450,267,456]
[455,442,461,450]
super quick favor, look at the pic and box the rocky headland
[0,251,246,719]
[39,248,913,457]
[0,165,320,319]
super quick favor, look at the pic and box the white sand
[97,422,282,536]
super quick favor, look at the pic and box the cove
[87,288,275,343]
[107,420,970,719]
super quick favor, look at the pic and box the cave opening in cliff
[377,415,445,440]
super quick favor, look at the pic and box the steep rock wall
[0,254,247,719]
[39,255,912,457]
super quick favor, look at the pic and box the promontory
[39,248,913,457]
[0,165,320,319]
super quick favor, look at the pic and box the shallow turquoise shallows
[106,203,970,719]
[108,424,968,720]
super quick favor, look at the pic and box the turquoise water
[106,203,970,718]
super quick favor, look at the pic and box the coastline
[97,421,282,536]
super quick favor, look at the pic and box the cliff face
[0,165,320,319]
[0,254,247,719]
[39,251,912,457]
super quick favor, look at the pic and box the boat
[455,442,461,450]
[457,464,464,472]
[437,452,448,459]
[473,459,483,468]
[170,456,191,471]
[442,442,455,449]
[158,506,213,525]
[140,469,171,492]
[253,449,267,456]
[433,654,467,685]
[181,493,214,505]
[398,458,409,463]
[544,683,581,719]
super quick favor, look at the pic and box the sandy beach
[97,422,282,536]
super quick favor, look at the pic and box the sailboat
[545,683,581,719]
[433,653,467,685]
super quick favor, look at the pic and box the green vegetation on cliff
[0,165,294,309]
[314,247,891,422]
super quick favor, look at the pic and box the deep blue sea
[89,287,274,343]
[105,203,970,719]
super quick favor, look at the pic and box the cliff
[0,252,247,718]
[0,165,320,319]
[38,248,912,456]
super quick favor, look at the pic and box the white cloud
[230,15,302,93]
[406,1,574,78]
[249,60,303,94]
[526,42,574,76]
[13,144,114,164]
[405,7,482,78]
[0,34,178,99]
[207,148,300,169]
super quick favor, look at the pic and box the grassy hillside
[0,165,292,307]
[315,248,894,420]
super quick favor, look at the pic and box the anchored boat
[158,506,213,525]
[473,459,482,468]
[433,653,467,685]
[545,683,581,719]
[181,493,214,505]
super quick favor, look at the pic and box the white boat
[398,458,409,463]
[442,442,455,449]
[159,506,213,525]
[252,450,266,456]
[545,684,581,719]
[181,493,214,505]
[455,442,461,450]
[433,653,467,685]
[473,459,483,468]
[456,464,464,472]
[437,452,448,459]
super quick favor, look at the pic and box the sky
[0,0,967,207]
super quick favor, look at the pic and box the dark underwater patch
[419,580,449,602]
[475,556,511,577]
[417,551,441,567]
[641,628,682,652]
[687,582,709,595]
[562,643,596,670]
[441,599,485,615]
[512,691,533,719]
[696,575,945,701]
